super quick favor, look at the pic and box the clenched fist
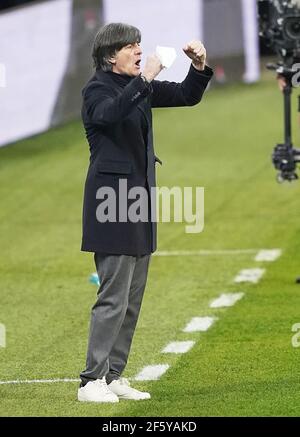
[183,40,207,71]
[142,54,164,82]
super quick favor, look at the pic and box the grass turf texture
[1,71,300,416]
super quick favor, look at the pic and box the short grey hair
[92,22,141,71]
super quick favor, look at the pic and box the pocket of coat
[154,155,162,165]
[97,160,132,175]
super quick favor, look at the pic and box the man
[79,22,213,403]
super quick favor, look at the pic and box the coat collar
[95,68,132,87]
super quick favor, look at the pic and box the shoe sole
[118,394,151,400]
[78,393,119,403]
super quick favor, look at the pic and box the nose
[135,43,142,55]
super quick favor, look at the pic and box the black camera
[272,143,300,182]
[258,0,300,65]
[258,0,300,181]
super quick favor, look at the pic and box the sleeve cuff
[134,74,152,95]
[121,74,152,104]
[191,64,214,78]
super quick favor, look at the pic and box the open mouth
[135,59,141,68]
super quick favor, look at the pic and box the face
[110,42,142,76]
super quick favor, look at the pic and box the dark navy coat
[81,64,213,255]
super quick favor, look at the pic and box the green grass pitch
[1,71,300,416]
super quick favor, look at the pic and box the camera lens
[284,16,300,40]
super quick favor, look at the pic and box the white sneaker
[78,377,119,403]
[108,377,151,400]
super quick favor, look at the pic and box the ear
[108,56,116,64]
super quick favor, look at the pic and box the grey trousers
[80,253,151,386]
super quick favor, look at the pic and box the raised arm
[82,77,151,126]
[151,64,213,108]
[150,40,213,108]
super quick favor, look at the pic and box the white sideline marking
[255,249,282,262]
[234,268,265,284]
[134,364,169,381]
[0,378,80,385]
[0,323,5,348]
[210,292,245,308]
[183,316,216,332]
[162,341,195,354]
[154,249,258,257]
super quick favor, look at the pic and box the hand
[183,40,206,71]
[142,54,164,82]
[277,74,287,91]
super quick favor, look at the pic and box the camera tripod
[267,63,300,182]
[267,63,300,283]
